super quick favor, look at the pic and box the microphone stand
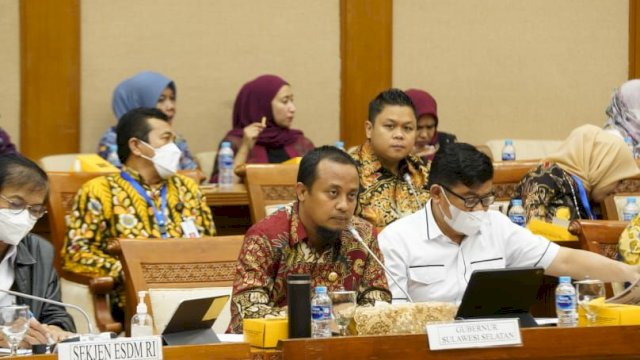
[349,227,414,303]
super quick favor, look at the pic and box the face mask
[0,209,37,246]
[437,187,486,237]
[140,141,182,179]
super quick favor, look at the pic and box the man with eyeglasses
[378,143,640,303]
[0,154,75,347]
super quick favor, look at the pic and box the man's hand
[21,318,53,348]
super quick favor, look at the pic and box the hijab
[603,80,640,149]
[545,124,640,194]
[225,74,303,148]
[405,89,439,146]
[112,71,176,119]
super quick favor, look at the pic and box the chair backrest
[119,236,244,335]
[245,163,299,223]
[486,139,562,161]
[195,151,217,181]
[47,171,114,271]
[39,154,83,171]
[474,144,494,160]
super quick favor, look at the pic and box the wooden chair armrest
[106,238,121,256]
[234,163,247,178]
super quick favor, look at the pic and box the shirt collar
[425,200,444,241]
[356,141,426,179]
[289,202,308,247]
[14,243,34,266]
[121,166,167,188]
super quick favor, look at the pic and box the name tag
[180,218,200,238]
[426,319,522,351]
[58,336,162,360]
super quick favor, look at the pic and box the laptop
[161,295,230,345]
[455,267,545,328]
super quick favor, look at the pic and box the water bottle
[508,199,526,227]
[501,139,516,161]
[623,197,640,221]
[218,141,234,190]
[107,144,120,166]
[556,276,577,327]
[311,286,332,338]
[335,141,345,151]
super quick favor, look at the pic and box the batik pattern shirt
[619,214,640,264]
[97,126,198,170]
[61,167,215,310]
[228,203,391,333]
[512,162,589,223]
[348,141,431,229]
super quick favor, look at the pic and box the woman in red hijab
[405,89,457,162]
[209,75,315,182]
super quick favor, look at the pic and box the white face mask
[0,209,37,246]
[437,187,486,237]
[140,141,182,179]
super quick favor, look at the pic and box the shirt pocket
[469,257,506,272]
[408,266,446,285]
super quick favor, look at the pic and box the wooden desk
[201,184,252,236]
[278,325,640,359]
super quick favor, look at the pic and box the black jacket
[12,234,75,332]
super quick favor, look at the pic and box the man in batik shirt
[62,108,215,319]
[229,146,391,333]
[349,89,430,229]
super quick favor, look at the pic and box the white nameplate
[57,336,162,360]
[426,319,522,351]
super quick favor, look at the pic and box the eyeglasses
[0,194,48,219]
[439,184,495,209]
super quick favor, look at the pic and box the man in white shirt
[379,143,640,303]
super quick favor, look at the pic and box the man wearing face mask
[0,154,75,347]
[228,146,391,333]
[61,108,215,320]
[379,143,640,304]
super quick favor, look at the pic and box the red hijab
[226,75,303,148]
[405,89,439,146]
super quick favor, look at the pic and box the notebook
[455,267,545,328]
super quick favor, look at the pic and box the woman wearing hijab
[97,71,198,169]
[512,124,640,224]
[209,74,314,182]
[0,128,17,155]
[405,89,456,162]
[603,79,640,158]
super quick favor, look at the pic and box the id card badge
[180,218,200,238]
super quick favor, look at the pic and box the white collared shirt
[378,200,559,304]
[0,246,17,306]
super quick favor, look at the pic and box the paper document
[606,278,640,304]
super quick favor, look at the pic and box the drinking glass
[329,290,357,336]
[575,279,605,326]
[0,305,29,356]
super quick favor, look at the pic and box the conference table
[13,325,640,359]
[200,183,252,235]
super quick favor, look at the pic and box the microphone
[403,173,423,209]
[348,227,414,303]
[0,288,96,334]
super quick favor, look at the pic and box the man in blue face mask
[61,108,216,321]
[378,143,640,304]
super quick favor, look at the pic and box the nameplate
[57,336,162,360]
[426,319,522,351]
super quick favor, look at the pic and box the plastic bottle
[131,291,154,337]
[501,139,516,161]
[555,276,577,328]
[107,144,120,166]
[311,286,332,338]
[508,199,526,227]
[623,197,640,221]
[218,141,234,190]
[335,141,345,151]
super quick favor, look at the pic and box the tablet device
[455,267,544,327]
[162,295,230,345]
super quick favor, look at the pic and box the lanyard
[121,171,169,238]
[570,175,595,220]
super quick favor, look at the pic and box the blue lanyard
[121,171,169,238]
[570,175,595,220]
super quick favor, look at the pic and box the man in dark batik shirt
[229,146,391,333]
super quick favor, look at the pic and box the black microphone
[403,173,423,209]
[0,288,96,334]
[348,227,414,303]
